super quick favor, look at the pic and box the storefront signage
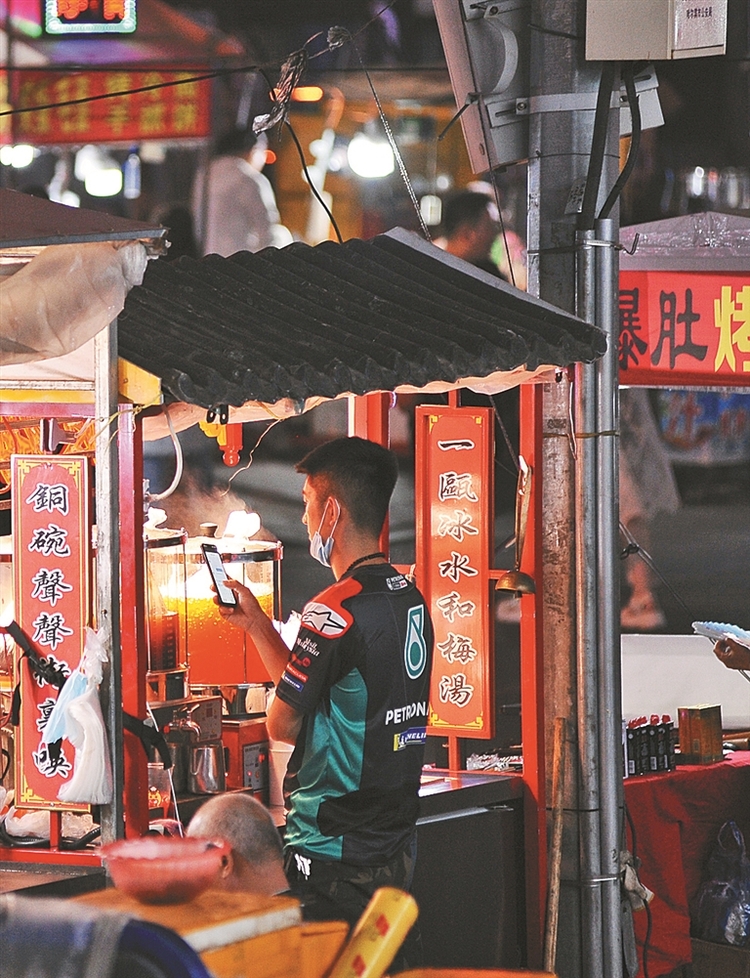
[10,68,211,144]
[415,406,494,738]
[43,0,137,35]
[619,271,749,387]
[12,455,90,810]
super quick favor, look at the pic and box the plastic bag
[58,683,113,805]
[41,668,87,745]
[692,820,750,946]
[49,628,113,805]
[42,627,108,746]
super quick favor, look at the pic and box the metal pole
[595,216,624,977]
[95,321,124,842]
[527,1,603,974]
[575,230,603,978]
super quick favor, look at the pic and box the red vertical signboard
[415,406,494,739]
[12,456,90,810]
[619,271,749,387]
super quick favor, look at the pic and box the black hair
[441,190,493,238]
[296,436,398,537]
[216,127,258,157]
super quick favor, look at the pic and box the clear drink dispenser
[144,527,188,702]
[185,523,281,687]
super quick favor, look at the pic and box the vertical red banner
[415,406,494,738]
[12,456,90,810]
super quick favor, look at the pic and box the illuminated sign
[619,271,750,387]
[13,456,90,811]
[415,406,495,739]
[11,69,210,144]
[43,0,137,35]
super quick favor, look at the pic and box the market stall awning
[117,227,606,418]
[0,189,166,367]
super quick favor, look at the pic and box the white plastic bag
[58,683,113,805]
[55,627,113,805]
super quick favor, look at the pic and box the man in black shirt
[218,437,433,928]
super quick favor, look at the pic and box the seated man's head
[187,794,287,896]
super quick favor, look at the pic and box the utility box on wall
[586,0,728,60]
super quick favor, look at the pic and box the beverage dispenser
[184,521,282,689]
[144,527,188,703]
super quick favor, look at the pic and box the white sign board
[621,633,750,730]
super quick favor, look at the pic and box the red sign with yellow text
[619,271,750,387]
[12,456,90,810]
[9,69,210,145]
[415,407,494,738]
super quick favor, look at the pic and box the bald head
[187,794,287,896]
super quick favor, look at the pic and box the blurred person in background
[434,189,505,279]
[151,204,199,262]
[192,126,292,257]
[619,388,680,631]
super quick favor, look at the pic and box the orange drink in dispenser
[185,536,281,686]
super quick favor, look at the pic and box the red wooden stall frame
[0,397,148,862]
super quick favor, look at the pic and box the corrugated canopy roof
[0,189,167,253]
[621,213,750,272]
[118,228,606,412]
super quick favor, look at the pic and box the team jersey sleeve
[275,577,361,714]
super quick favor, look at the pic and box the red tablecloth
[624,751,750,978]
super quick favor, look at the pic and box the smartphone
[201,543,237,607]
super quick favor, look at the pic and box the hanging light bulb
[0,144,36,168]
[75,144,123,197]
[85,164,123,197]
[347,132,395,179]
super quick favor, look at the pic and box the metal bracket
[40,418,75,454]
[206,405,229,425]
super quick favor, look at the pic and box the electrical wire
[488,393,520,472]
[223,417,283,494]
[328,26,432,242]
[147,409,184,503]
[283,118,344,243]
[0,1,403,121]
[618,520,694,622]
[599,63,641,220]
[145,702,183,835]
[579,62,617,232]
[487,171,518,288]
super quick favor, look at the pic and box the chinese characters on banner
[10,69,210,145]
[415,407,494,738]
[12,456,90,810]
[619,271,749,386]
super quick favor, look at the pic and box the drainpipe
[595,216,624,976]
[575,229,604,978]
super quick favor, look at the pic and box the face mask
[308,498,340,567]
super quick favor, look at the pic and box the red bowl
[101,836,230,904]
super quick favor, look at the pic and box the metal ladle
[495,455,536,594]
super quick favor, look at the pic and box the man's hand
[714,638,750,671]
[214,578,265,632]
[212,578,292,687]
